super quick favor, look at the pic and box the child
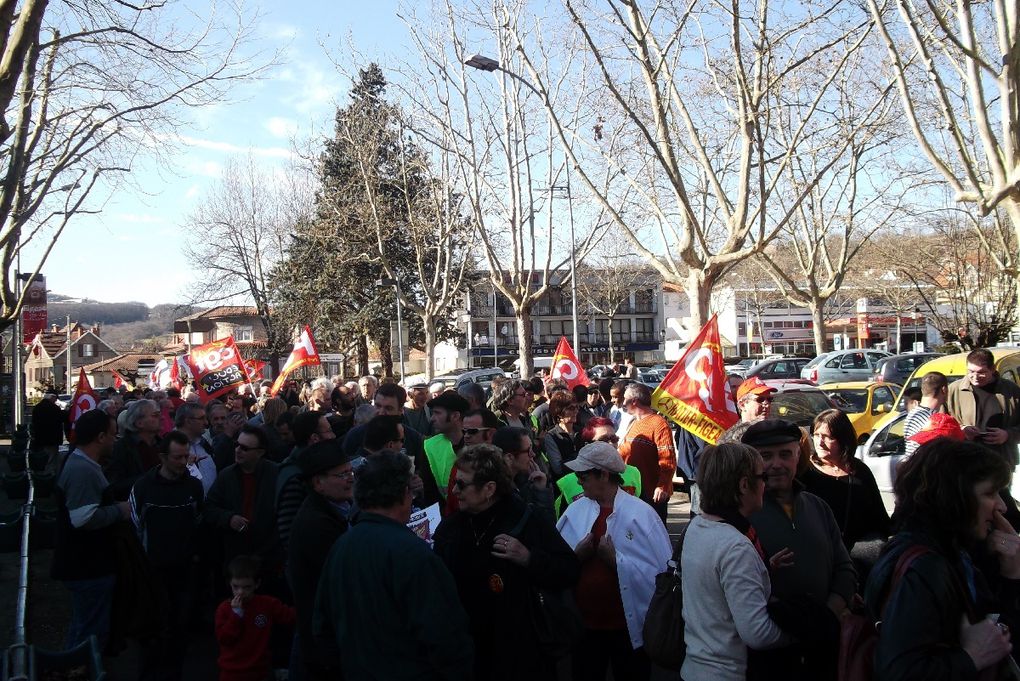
[214,555,295,681]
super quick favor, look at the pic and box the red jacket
[214,594,295,681]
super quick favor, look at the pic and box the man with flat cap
[741,419,855,681]
[424,390,470,507]
[287,440,355,680]
[403,382,432,437]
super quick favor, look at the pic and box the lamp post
[376,278,405,380]
[465,54,581,358]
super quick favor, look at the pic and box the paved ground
[0,435,692,680]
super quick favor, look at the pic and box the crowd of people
[29,346,1020,680]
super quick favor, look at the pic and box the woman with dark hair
[543,392,580,479]
[433,444,580,681]
[800,409,889,549]
[682,443,789,680]
[865,439,1019,679]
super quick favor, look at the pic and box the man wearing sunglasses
[206,424,282,576]
[462,408,500,446]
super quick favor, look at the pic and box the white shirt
[557,487,672,648]
[187,438,217,497]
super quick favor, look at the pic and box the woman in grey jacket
[681,443,789,681]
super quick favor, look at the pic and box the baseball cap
[427,390,470,415]
[908,412,966,446]
[565,441,627,474]
[736,377,777,402]
[741,419,802,448]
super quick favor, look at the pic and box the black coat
[287,491,349,677]
[864,530,1020,681]
[30,398,64,448]
[205,458,281,568]
[433,494,580,681]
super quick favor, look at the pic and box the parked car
[744,357,811,381]
[859,410,1020,500]
[430,367,506,393]
[820,381,901,443]
[872,352,944,384]
[764,379,839,428]
[801,349,891,385]
[870,347,1020,435]
[724,358,761,377]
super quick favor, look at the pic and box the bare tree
[0,0,263,334]
[501,0,890,329]
[574,232,657,364]
[394,1,601,377]
[184,154,312,366]
[866,0,1020,254]
[869,212,1018,348]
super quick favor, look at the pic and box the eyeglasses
[452,478,482,491]
[594,434,619,445]
[463,427,492,436]
[328,470,355,481]
[576,469,601,481]
[235,442,263,452]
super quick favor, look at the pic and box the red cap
[736,377,777,402]
[908,412,966,446]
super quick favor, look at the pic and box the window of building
[234,326,253,342]
[634,289,655,313]
[634,318,654,341]
[539,320,573,344]
[79,343,95,357]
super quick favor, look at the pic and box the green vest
[423,434,457,501]
[554,465,643,517]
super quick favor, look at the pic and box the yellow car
[869,348,1020,435]
[819,381,901,443]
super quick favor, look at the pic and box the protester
[175,402,217,496]
[902,372,949,458]
[681,443,790,681]
[800,409,889,549]
[947,347,1020,464]
[462,408,500,446]
[358,375,378,403]
[555,417,643,517]
[404,382,433,436]
[106,398,162,501]
[617,382,676,519]
[287,441,354,681]
[424,390,470,506]
[52,409,129,649]
[865,438,1018,679]
[543,391,580,479]
[492,379,534,431]
[556,442,672,681]
[275,412,335,552]
[493,426,554,516]
[30,391,64,469]
[433,444,580,680]
[214,555,295,681]
[313,451,473,679]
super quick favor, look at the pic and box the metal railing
[8,428,34,681]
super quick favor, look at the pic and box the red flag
[271,326,320,395]
[550,336,590,389]
[169,355,183,390]
[652,314,738,444]
[70,367,98,424]
[111,369,125,390]
[184,337,251,403]
[244,359,267,381]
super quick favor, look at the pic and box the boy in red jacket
[214,555,295,681]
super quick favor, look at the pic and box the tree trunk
[686,269,711,330]
[516,306,533,378]
[808,301,827,354]
[379,336,393,378]
[357,335,369,377]
[607,315,616,364]
[423,313,436,379]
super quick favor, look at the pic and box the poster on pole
[21,275,47,344]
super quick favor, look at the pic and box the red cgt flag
[70,367,98,425]
[652,314,738,444]
[185,337,250,403]
[244,359,267,381]
[270,326,320,395]
[550,336,589,389]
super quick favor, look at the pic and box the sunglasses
[452,478,482,491]
[235,442,263,452]
[463,427,492,436]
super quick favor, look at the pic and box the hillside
[46,299,194,352]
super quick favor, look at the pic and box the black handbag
[643,525,688,668]
[511,504,583,659]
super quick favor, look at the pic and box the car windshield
[771,391,833,426]
[826,389,869,412]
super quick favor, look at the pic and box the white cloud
[184,184,202,199]
[172,134,297,160]
[276,58,342,114]
[265,116,298,139]
[262,22,300,41]
[184,159,224,178]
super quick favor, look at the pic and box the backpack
[837,545,930,681]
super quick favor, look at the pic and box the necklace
[470,515,497,547]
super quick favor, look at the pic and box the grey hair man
[175,402,216,496]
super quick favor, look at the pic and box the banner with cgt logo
[185,337,251,403]
[652,315,738,444]
[550,336,589,389]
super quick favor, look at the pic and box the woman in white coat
[556,441,671,681]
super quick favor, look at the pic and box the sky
[27,0,412,307]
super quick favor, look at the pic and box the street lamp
[376,278,405,380]
[465,54,500,72]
